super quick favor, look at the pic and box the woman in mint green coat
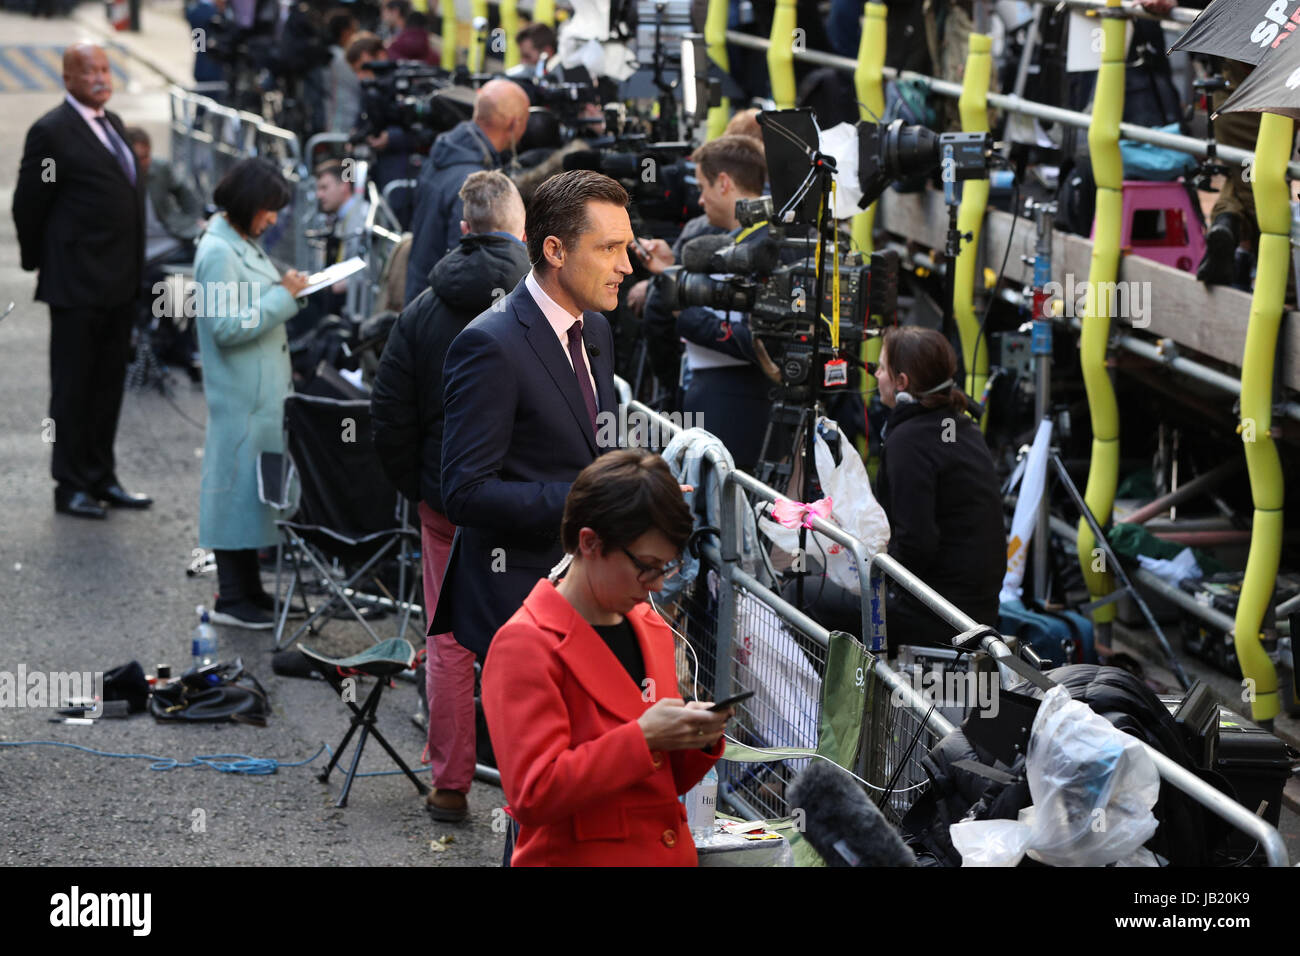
[193,158,308,629]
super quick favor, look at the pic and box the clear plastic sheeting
[949,685,1160,866]
[758,418,889,594]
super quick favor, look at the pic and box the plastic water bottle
[687,766,718,844]
[192,605,218,669]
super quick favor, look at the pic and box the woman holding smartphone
[482,449,735,866]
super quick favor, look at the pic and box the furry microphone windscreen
[787,760,917,867]
[680,233,734,272]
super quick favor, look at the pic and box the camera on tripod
[658,211,899,391]
[857,119,995,208]
[563,136,700,238]
[355,62,472,154]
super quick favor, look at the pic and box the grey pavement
[3,2,1297,872]
[0,3,504,866]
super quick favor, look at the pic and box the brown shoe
[425,788,469,822]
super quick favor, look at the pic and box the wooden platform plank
[878,188,1300,392]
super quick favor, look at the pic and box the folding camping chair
[300,638,430,806]
[258,390,424,650]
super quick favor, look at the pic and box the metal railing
[714,4,1300,182]
[169,92,406,322]
[169,85,309,268]
[617,381,1291,864]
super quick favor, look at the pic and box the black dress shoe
[95,484,153,509]
[54,489,106,519]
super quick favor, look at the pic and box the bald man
[404,78,531,304]
[13,43,151,519]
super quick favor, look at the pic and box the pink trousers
[419,502,477,793]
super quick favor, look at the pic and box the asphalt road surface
[0,6,505,867]
[3,2,1298,873]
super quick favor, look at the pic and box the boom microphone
[786,760,916,867]
[680,233,734,272]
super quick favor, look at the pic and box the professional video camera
[562,136,699,238]
[668,108,992,490]
[355,62,473,154]
[660,199,899,392]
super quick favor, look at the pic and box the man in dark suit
[12,42,152,519]
[427,170,633,820]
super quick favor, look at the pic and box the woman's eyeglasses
[621,547,682,584]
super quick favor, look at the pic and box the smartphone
[708,690,755,712]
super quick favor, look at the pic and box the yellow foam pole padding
[1076,1,1125,624]
[500,0,520,68]
[533,0,556,27]
[952,32,991,431]
[442,0,458,69]
[705,0,731,139]
[1233,111,1291,723]
[767,0,797,109]
[851,3,887,456]
[852,1,887,255]
[468,0,489,71]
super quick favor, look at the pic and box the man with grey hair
[403,78,531,304]
[371,170,529,822]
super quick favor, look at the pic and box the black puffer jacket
[902,664,1219,867]
[875,400,1005,647]
[371,233,531,512]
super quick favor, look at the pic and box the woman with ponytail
[874,326,1005,649]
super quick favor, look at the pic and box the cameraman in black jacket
[639,135,777,472]
[369,171,530,816]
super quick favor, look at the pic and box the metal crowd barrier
[169,85,310,269]
[614,384,1290,864]
[168,90,405,321]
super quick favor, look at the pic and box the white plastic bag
[949,685,1160,867]
[757,417,890,594]
[733,592,821,774]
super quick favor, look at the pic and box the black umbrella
[1168,0,1290,66]
[1166,0,1300,117]
[1215,38,1300,117]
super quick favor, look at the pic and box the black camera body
[661,228,899,389]
[565,137,700,238]
[356,64,470,153]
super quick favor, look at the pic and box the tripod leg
[1050,452,1191,689]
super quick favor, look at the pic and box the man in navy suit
[12,42,152,519]
[426,170,633,820]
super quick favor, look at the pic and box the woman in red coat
[482,449,734,866]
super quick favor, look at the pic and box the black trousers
[214,549,266,604]
[683,365,774,474]
[48,302,135,494]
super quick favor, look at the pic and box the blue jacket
[404,120,501,305]
[430,275,617,657]
[192,215,303,550]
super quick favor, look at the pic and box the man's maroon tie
[566,321,598,434]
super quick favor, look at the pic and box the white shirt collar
[525,269,583,340]
[65,92,105,121]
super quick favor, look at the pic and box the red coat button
[662,829,677,848]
